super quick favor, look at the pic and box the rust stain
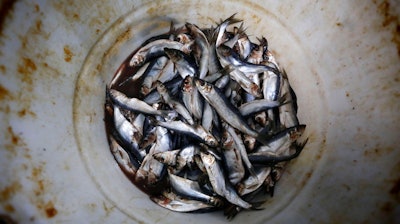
[363,146,394,158]
[147,7,156,14]
[3,204,15,213]
[63,45,74,62]
[0,181,22,201]
[108,28,132,58]
[31,164,46,197]
[0,84,11,101]
[35,19,42,33]
[44,201,58,218]
[374,0,400,57]
[33,179,45,196]
[0,64,5,73]
[4,125,26,156]
[34,4,40,12]
[0,0,16,37]
[72,13,80,20]
[17,57,37,86]
[17,108,37,118]
[32,165,43,178]
[8,126,20,145]
[28,162,58,218]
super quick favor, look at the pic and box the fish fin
[217,13,242,27]
[278,92,293,106]
[280,67,289,80]
[291,138,308,157]
[224,205,242,220]
[168,20,176,34]
[234,22,248,37]
[105,85,111,98]
[257,36,268,48]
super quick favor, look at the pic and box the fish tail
[217,13,242,27]
[292,138,308,157]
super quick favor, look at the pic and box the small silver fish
[108,88,177,120]
[151,119,218,147]
[136,125,171,184]
[182,76,203,120]
[200,152,251,209]
[109,135,138,175]
[129,39,191,66]
[113,105,143,161]
[168,172,223,206]
[164,48,197,78]
[194,78,259,138]
[221,129,245,185]
[186,23,210,79]
[238,98,281,116]
[151,190,216,212]
[156,81,194,125]
[252,125,306,156]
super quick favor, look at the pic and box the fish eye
[197,79,205,86]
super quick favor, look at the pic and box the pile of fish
[105,15,307,219]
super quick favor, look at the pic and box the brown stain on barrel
[63,45,74,62]
[17,108,37,118]
[44,201,58,218]
[0,181,22,202]
[8,126,21,145]
[0,84,11,101]
[28,162,58,219]
[17,57,37,88]
[3,204,15,213]
[373,0,400,57]
[101,27,132,65]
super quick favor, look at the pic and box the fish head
[243,135,256,151]
[200,151,215,165]
[222,130,234,149]
[289,125,306,141]
[130,53,145,67]
[182,75,194,93]
[176,33,192,44]
[205,135,218,147]
[254,111,267,126]
[155,80,167,94]
[194,78,212,93]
